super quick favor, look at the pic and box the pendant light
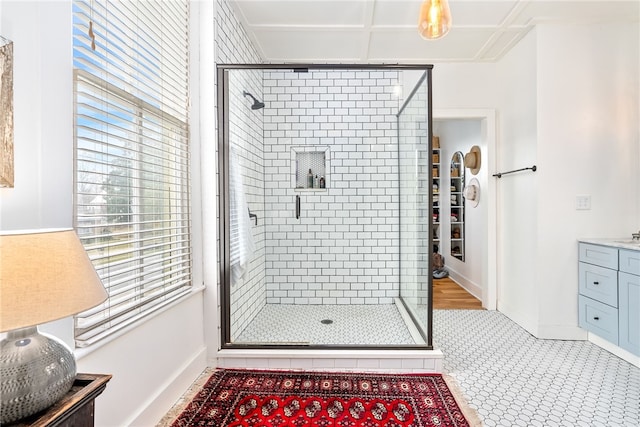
[418,0,452,40]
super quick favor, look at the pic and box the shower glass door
[397,72,432,343]
[222,68,267,344]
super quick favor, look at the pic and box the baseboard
[588,334,640,368]
[498,305,590,341]
[497,302,538,337]
[536,324,588,340]
[447,269,482,301]
[126,346,208,426]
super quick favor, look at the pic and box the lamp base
[0,326,76,424]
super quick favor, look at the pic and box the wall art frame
[1,35,14,188]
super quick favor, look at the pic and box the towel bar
[493,165,537,178]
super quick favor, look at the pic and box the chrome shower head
[242,91,265,110]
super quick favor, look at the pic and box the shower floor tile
[235,304,416,345]
[434,309,640,427]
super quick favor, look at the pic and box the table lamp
[0,229,108,424]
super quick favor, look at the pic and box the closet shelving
[450,156,465,261]
[432,146,440,253]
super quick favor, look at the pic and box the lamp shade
[0,228,108,332]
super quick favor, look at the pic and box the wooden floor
[433,277,483,309]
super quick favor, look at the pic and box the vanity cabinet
[578,243,640,356]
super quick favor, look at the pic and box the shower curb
[216,348,444,373]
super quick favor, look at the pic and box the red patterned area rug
[171,369,480,427]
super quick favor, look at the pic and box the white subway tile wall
[216,0,266,339]
[262,70,404,305]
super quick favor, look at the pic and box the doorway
[433,110,497,310]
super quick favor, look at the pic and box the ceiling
[229,0,640,63]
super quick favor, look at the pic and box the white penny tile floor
[235,304,416,345]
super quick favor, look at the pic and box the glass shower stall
[217,65,433,349]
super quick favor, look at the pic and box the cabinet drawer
[578,262,618,307]
[619,250,640,276]
[579,243,618,269]
[578,295,618,344]
[619,272,640,356]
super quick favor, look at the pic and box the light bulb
[418,0,452,40]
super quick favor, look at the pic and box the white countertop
[579,238,640,251]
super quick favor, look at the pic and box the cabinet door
[618,272,640,356]
[620,250,640,276]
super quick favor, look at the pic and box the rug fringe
[443,374,484,427]
[158,368,215,427]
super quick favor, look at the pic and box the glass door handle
[296,195,301,219]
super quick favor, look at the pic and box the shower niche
[292,147,328,190]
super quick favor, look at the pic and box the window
[72,0,191,346]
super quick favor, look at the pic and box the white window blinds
[73,0,191,347]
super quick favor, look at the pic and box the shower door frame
[217,63,434,350]
[396,70,434,346]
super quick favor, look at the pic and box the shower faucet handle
[248,208,257,225]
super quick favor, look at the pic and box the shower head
[242,91,265,110]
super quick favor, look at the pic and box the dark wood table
[8,373,112,427]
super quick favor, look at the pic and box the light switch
[576,195,591,210]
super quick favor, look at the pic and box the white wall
[533,22,639,338]
[76,293,206,426]
[0,2,209,425]
[201,0,220,370]
[0,1,73,230]
[495,29,540,334]
[495,23,640,339]
[432,63,497,109]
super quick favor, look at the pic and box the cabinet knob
[593,281,599,285]
[593,316,600,321]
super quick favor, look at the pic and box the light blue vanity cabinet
[578,242,640,356]
[618,250,640,355]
